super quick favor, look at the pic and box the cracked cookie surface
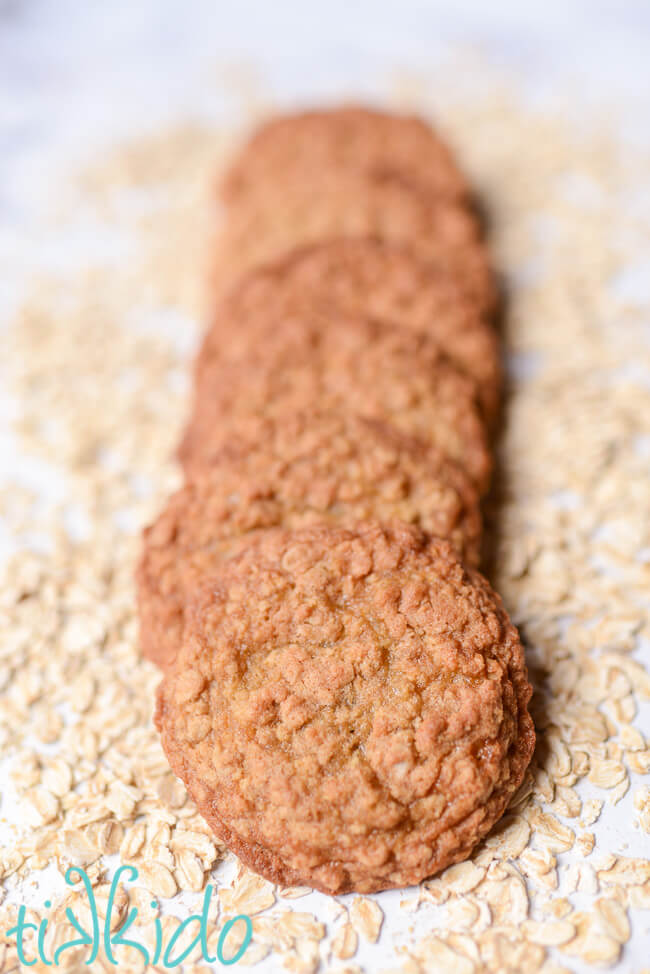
[202,238,500,422]
[213,167,494,313]
[156,521,535,894]
[138,410,482,669]
[181,306,492,491]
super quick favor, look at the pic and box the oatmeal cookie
[213,168,495,314]
[138,410,482,669]
[201,238,500,423]
[156,521,535,894]
[180,307,492,491]
[221,106,472,207]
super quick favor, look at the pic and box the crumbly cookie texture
[156,521,535,895]
[201,238,500,422]
[138,410,482,668]
[221,105,472,207]
[181,306,492,491]
[212,168,494,313]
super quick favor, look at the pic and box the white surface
[1,0,650,274]
[1,3,649,973]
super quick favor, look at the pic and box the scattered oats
[474,865,529,925]
[174,849,205,892]
[547,734,572,778]
[598,857,650,887]
[330,922,358,960]
[634,787,650,833]
[594,897,630,943]
[23,788,60,827]
[480,929,546,974]
[156,773,188,809]
[540,897,572,919]
[146,841,174,872]
[438,860,486,894]
[60,614,106,654]
[523,919,575,946]
[608,775,630,805]
[398,892,421,914]
[581,798,604,827]
[445,932,481,964]
[41,759,73,797]
[620,724,646,751]
[105,781,141,818]
[421,877,450,905]
[138,861,177,899]
[532,769,555,805]
[627,882,650,909]
[219,870,276,916]
[282,937,321,974]
[551,785,581,818]
[260,909,324,951]
[529,811,575,854]
[349,896,383,943]
[571,750,590,779]
[588,757,627,789]
[128,885,160,921]
[0,849,25,879]
[86,818,124,855]
[237,941,271,966]
[170,829,217,867]
[325,900,347,922]
[484,814,531,859]
[444,896,480,931]
[564,931,621,967]
[564,861,598,895]
[627,746,650,774]
[577,832,595,856]
[279,886,312,899]
[249,915,285,950]
[614,660,650,700]
[120,822,147,861]
[520,847,556,879]
[412,936,475,974]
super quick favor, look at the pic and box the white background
[1,0,649,297]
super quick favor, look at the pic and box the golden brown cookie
[156,521,535,894]
[138,410,482,669]
[200,238,501,423]
[180,306,492,491]
[221,106,471,207]
[213,168,495,314]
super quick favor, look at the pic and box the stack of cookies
[138,107,535,895]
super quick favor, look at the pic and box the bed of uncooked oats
[1,71,649,974]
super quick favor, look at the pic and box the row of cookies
[138,107,535,894]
